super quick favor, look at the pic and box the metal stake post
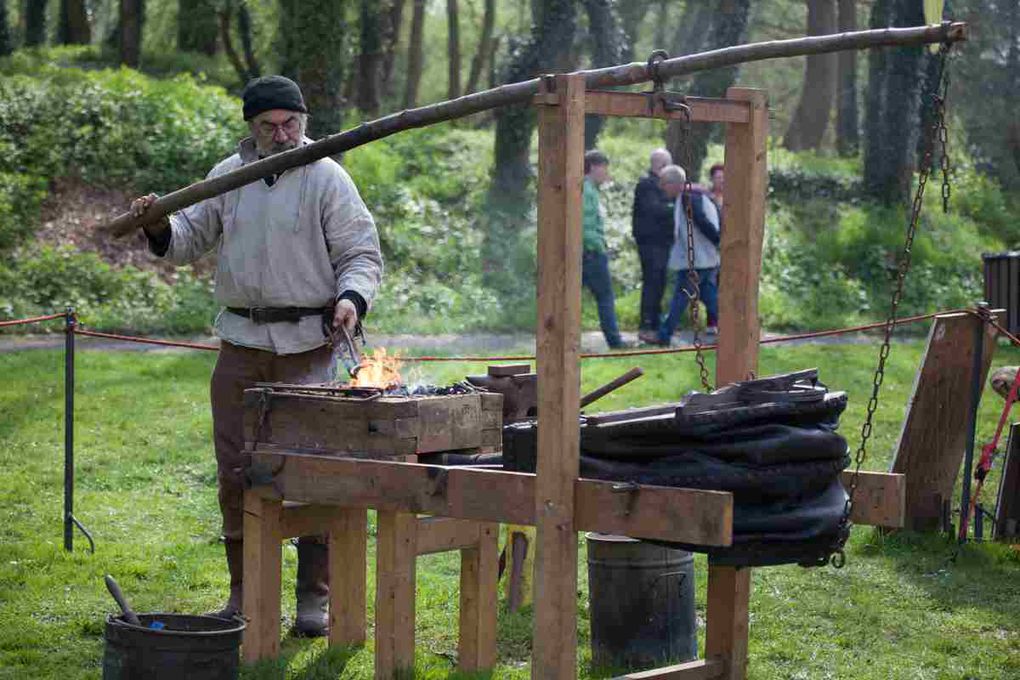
[64,307,94,553]
[959,302,988,543]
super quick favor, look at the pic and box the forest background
[1,0,1018,337]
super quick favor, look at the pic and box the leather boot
[293,538,329,637]
[209,539,243,619]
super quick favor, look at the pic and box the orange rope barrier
[73,328,218,352]
[0,312,67,328]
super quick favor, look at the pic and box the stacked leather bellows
[502,370,850,567]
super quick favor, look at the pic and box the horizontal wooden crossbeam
[614,658,726,679]
[533,91,752,123]
[249,450,734,546]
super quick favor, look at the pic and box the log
[100,22,966,237]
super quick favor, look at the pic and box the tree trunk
[486,0,578,283]
[119,0,143,67]
[583,0,626,149]
[178,0,219,55]
[617,0,651,61]
[404,0,426,108]
[59,0,91,45]
[465,0,495,94]
[863,0,925,205]
[784,0,838,151]
[25,0,46,47]
[279,0,348,141]
[219,0,259,85]
[238,1,260,79]
[665,0,751,181]
[357,0,383,116]
[835,0,859,156]
[381,0,405,99]
[447,0,461,100]
[0,0,13,55]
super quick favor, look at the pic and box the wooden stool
[241,493,498,678]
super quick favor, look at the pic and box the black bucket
[586,533,697,672]
[103,613,246,680]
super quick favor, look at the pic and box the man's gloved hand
[129,193,171,237]
[333,298,358,334]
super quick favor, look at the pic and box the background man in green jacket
[582,150,627,349]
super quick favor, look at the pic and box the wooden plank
[375,511,417,680]
[532,71,586,680]
[704,87,769,680]
[280,502,345,538]
[717,87,768,387]
[415,516,481,555]
[841,471,905,528]
[890,311,1001,531]
[614,658,726,680]
[241,491,282,663]
[328,507,367,647]
[994,423,1020,541]
[704,567,751,680]
[457,522,499,672]
[575,479,732,545]
[533,91,750,123]
[250,451,733,546]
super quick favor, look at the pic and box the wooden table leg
[705,565,751,680]
[458,522,499,672]
[375,510,417,680]
[242,490,282,663]
[328,507,367,647]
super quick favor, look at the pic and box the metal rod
[959,303,988,542]
[580,367,644,409]
[63,307,75,552]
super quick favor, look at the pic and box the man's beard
[259,140,299,157]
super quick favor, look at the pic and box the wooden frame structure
[243,76,907,679]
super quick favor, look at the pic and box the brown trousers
[211,340,334,540]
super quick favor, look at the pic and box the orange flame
[350,347,403,389]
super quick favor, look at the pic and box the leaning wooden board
[243,387,502,456]
[890,311,1001,531]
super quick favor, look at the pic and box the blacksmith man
[130,75,383,636]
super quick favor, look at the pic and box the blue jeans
[582,251,623,348]
[659,267,719,343]
[637,241,672,331]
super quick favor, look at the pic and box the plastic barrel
[103,613,246,680]
[586,533,697,672]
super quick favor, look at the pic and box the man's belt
[226,306,331,324]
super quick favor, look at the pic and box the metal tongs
[329,324,363,379]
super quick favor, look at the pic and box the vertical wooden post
[532,71,587,680]
[328,507,368,647]
[375,510,418,680]
[457,522,499,672]
[705,86,768,680]
[242,491,283,663]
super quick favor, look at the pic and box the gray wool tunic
[156,137,383,355]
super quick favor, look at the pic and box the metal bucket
[586,533,697,672]
[103,613,246,680]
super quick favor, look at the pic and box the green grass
[1,343,1019,678]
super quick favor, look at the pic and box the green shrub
[0,172,47,251]
[0,246,215,335]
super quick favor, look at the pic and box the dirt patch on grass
[34,178,215,280]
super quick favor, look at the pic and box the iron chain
[677,106,713,393]
[834,43,952,567]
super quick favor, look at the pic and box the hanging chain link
[832,43,952,568]
[675,106,713,393]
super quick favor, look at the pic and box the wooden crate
[243,387,502,456]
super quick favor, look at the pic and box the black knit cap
[242,75,308,121]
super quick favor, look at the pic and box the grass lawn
[1,340,1019,679]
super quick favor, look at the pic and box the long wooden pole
[100,22,966,237]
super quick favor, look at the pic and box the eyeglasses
[257,117,301,136]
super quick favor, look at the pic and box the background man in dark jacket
[631,148,676,344]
